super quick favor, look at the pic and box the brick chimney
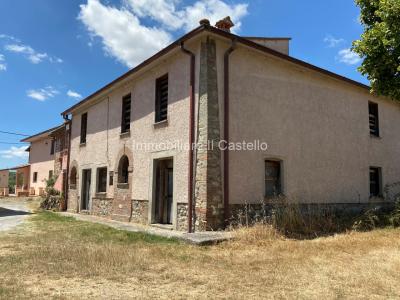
[215,16,234,32]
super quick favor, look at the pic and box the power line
[0,141,29,145]
[0,130,30,137]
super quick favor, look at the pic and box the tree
[352,0,400,100]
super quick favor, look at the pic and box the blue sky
[0,0,365,169]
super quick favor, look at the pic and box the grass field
[0,207,400,299]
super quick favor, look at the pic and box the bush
[40,176,63,211]
[352,199,400,231]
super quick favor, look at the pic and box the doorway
[81,169,91,211]
[154,159,173,224]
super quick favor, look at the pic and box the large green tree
[352,0,400,100]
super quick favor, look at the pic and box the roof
[21,124,64,143]
[62,24,370,116]
[0,164,30,171]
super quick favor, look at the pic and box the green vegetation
[353,0,400,100]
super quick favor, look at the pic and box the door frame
[81,168,91,211]
[149,154,176,227]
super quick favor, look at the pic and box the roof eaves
[20,124,64,143]
[61,24,207,116]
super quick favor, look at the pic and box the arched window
[118,155,129,184]
[70,167,77,189]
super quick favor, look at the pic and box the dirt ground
[0,197,399,299]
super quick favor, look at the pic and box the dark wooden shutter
[80,113,87,144]
[156,74,168,122]
[121,94,131,133]
[369,102,379,136]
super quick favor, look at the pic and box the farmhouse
[21,124,68,197]
[61,17,400,232]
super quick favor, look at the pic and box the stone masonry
[194,38,224,231]
[92,197,113,218]
[131,199,148,224]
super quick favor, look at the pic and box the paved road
[0,198,31,232]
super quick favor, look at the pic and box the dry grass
[0,210,400,299]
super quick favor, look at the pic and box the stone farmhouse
[36,17,399,232]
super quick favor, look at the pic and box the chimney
[215,16,234,32]
[199,19,210,26]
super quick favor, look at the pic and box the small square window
[109,171,114,186]
[97,167,107,193]
[265,160,281,197]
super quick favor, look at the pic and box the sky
[0,0,366,169]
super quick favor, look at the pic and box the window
[50,140,55,155]
[70,167,77,189]
[49,170,53,179]
[369,102,379,137]
[121,94,131,133]
[109,171,114,186]
[97,167,107,193]
[265,160,281,197]
[118,155,129,184]
[370,167,381,197]
[80,112,88,144]
[155,74,168,122]
[33,172,38,183]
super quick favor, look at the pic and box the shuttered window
[97,167,107,193]
[155,74,168,122]
[369,167,381,197]
[265,160,281,197]
[369,102,379,137]
[121,94,131,133]
[80,113,87,144]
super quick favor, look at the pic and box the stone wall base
[177,203,188,231]
[67,190,79,213]
[229,202,395,226]
[92,197,113,218]
[131,199,148,224]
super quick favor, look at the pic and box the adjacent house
[59,17,400,232]
[22,125,65,196]
[13,165,30,196]
[0,169,9,197]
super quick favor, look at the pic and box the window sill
[153,119,168,129]
[370,134,381,139]
[79,142,86,147]
[120,130,131,139]
[95,192,107,198]
[117,183,129,189]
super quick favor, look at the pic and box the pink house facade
[53,18,400,231]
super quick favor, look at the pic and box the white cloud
[79,0,172,68]
[79,0,248,68]
[323,35,345,48]
[67,90,82,99]
[337,48,362,65]
[0,54,6,71]
[0,146,29,159]
[4,43,62,64]
[126,0,248,32]
[27,86,59,101]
